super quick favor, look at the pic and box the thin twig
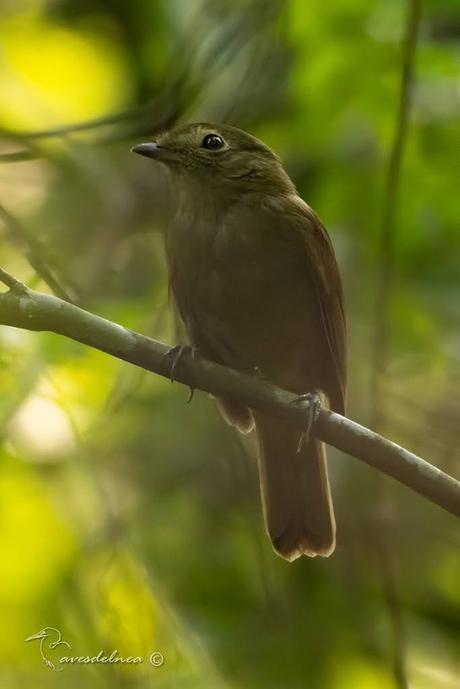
[0,269,459,520]
[371,0,422,431]
[0,203,75,302]
[0,107,181,164]
[376,527,409,689]
[0,104,153,142]
[0,267,27,292]
[371,2,423,685]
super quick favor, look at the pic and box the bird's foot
[252,365,266,380]
[163,345,198,400]
[290,390,322,453]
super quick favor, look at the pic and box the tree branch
[1,268,459,519]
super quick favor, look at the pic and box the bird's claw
[290,390,322,453]
[163,345,198,401]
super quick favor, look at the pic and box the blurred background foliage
[0,0,459,687]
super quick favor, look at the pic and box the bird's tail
[254,413,336,561]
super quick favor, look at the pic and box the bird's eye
[202,134,225,150]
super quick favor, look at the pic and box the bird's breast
[168,202,269,313]
[166,200,317,383]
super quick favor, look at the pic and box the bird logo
[26,626,71,672]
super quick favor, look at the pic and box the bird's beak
[26,631,44,642]
[131,142,179,163]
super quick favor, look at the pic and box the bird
[26,626,71,671]
[132,123,346,561]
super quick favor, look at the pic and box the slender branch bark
[1,269,459,519]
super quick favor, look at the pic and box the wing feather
[286,198,346,413]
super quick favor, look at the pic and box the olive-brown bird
[132,123,346,561]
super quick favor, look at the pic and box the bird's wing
[288,198,347,413]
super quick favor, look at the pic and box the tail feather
[254,413,336,561]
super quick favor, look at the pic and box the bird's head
[26,626,64,643]
[131,122,295,197]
